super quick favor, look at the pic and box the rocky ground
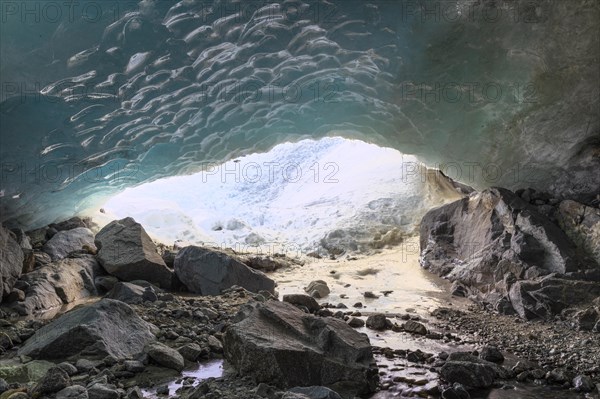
[1,186,599,399]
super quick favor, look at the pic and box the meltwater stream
[141,359,224,398]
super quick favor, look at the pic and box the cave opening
[91,136,460,257]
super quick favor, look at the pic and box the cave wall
[0,0,598,229]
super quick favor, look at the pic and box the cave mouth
[90,137,459,256]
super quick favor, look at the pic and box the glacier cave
[0,1,599,398]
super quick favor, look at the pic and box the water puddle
[141,360,224,398]
[273,236,471,318]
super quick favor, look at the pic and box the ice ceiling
[0,0,598,229]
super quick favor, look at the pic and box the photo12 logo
[0,1,147,23]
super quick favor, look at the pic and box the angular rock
[19,299,157,360]
[42,227,96,261]
[50,217,91,232]
[421,188,580,283]
[0,225,24,303]
[403,320,427,335]
[177,343,205,362]
[572,375,594,392]
[12,229,34,274]
[479,346,504,363]
[87,383,119,399]
[0,360,54,383]
[31,367,71,396]
[509,277,600,320]
[347,317,365,328]
[56,362,78,376]
[95,218,174,289]
[283,294,320,313]
[557,200,600,266]
[144,342,184,371]
[573,307,600,331]
[305,280,330,298]
[365,314,388,331]
[13,255,105,315]
[106,282,157,304]
[440,361,496,388]
[224,301,378,396]
[174,246,275,295]
[94,276,119,293]
[420,188,592,319]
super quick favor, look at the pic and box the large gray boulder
[95,218,173,289]
[509,277,600,320]
[223,301,378,397]
[42,227,96,261]
[421,188,580,282]
[13,255,105,315]
[419,188,593,319]
[174,246,275,295]
[0,225,24,303]
[18,299,157,361]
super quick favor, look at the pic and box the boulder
[223,301,378,397]
[87,383,119,399]
[365,314,388,331]
[421,188,580,283]
[305,280,330,298]
[18,299,157,361]
[177,343,205,362]
[94,276,119,293]
[12,229,34,274]
[440,361,496,388]
[509,277,600,320]
[479,346,504,363]
[144,342,184,371]
[42,227,96,261]
[403,320,428,335]
[440,352,512,388]
[50,217,91,232]
[0,225,24,303]
[95,218,174,289]
[283,294,320,313]
[0,360,55,383]
[420,188,591,319]
[13,255,105,315]
[557,200,600,266]
[347,318,365,328]
[572,375,594,392]
[174,246,275,295]
[31,367,71,396]
[106,282,157,304]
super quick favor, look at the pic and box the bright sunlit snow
[95,138,446,254]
